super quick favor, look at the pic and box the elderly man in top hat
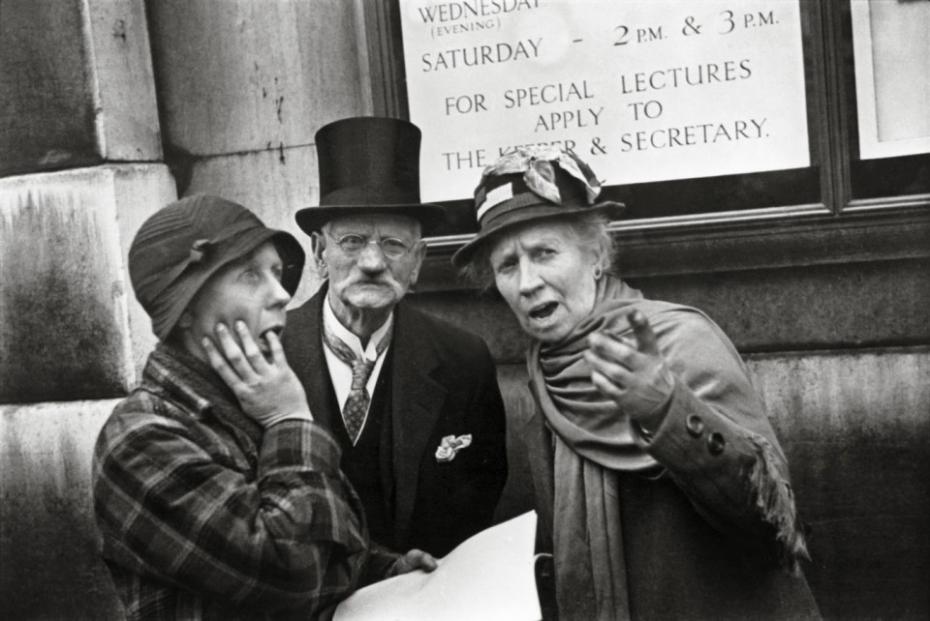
[283,117,508,558]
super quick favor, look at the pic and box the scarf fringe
[746,432,811,575]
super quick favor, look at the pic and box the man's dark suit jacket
[283,286,508,557]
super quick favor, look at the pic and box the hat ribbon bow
[478,146,604,207]
[156,219,259,292]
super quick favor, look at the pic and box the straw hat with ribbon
[450,146,625,269]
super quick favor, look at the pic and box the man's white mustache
[349,278,396,287]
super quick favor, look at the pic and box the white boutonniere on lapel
[435,434,473,463]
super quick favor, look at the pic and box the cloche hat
[129,194,305,340]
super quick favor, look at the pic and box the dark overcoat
[284,286,508,557]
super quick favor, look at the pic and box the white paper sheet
[333,511,540,621]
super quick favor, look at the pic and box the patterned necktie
[322,325,392,445]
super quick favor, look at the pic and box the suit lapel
[390,303,447,548]
[285,288,337,431]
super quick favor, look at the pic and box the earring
[594,266,603,280]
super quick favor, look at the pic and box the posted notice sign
[399,0,810,202]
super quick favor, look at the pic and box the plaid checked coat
[92,345,386,620]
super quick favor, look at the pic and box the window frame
[358,0,930,289]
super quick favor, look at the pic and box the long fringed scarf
[527,275,652,620]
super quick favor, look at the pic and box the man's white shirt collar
[321,297,393,443]
[323,298,394,361]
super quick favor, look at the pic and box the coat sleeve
[636,307,809,571]
[93,408,370,614]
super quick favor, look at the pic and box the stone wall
[0,401,122,619]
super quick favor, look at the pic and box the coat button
[686,414,704,438]
[707,432,725,455]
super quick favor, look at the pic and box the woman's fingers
[214,323,259,382]
[263,329,286,367]
[586,314,660,370]
[591,368,624,401]
[202,336,246,391]
[588,323,675,418]
[628,310,660,356]
[585,347,634,388]
[588,331,643,371]
[234,320,269,372]
[587,330,662,396]
[203,323,309,427]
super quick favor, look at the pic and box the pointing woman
[453,148,820,620]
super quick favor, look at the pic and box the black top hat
[295,117,446,236]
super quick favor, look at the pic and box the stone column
[0,1,174,618]
[146,0,376,302]
[0,0,174,395]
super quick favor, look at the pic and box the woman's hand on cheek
[586,310,675,423]
[202,321,313,427]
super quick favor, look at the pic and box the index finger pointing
[628,310,660,357]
